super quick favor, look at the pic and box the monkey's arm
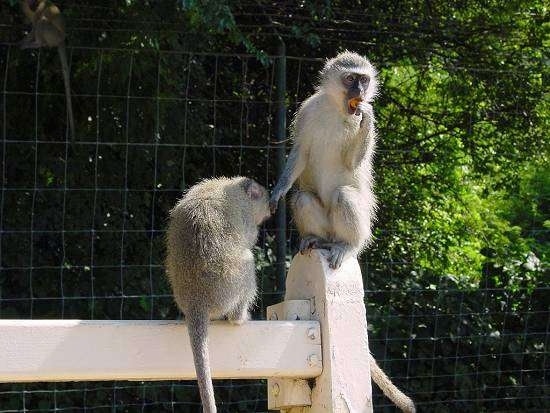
[20,0,35,22]
[269,143,308,213]
[344,103,375,170]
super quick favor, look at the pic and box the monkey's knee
[227,306,249,325]
[291,191,330,238]
[330,186,361,223]
[329,186,369,246]
[291,191,317,212]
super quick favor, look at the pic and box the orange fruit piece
[349,97,362,110]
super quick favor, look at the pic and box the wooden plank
[0,320,322,382]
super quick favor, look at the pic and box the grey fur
[269,143,306,213]
[270,51,378,269]
[165,177,270,413]
[270,51,416,413]
[19,0,75,141]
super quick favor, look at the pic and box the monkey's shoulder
[294,93,344,136]
[296,92,329,118]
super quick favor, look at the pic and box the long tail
[187,310,217,413]
[369,354,416,413]
[57,45,75,141]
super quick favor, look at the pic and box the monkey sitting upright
[270,50,379,271]
[270,52,416,413]
[165,177,271,413]
[19,0,75,140]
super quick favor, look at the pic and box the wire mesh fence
[0,1,548,412]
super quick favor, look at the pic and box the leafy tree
[0,0,547,411]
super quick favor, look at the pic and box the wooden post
[268,251,373,412]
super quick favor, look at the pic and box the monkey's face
[243,179,271,225]
[320,52,378,115]
[341,72,370,115]
[252,189,271,226]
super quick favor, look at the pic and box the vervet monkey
[270,50,378,270]
[165,177,271,413]
[270,52,416,413]
[19,0,75,140]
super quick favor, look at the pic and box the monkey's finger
[269,199,279,214]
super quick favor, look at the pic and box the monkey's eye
[344,74,355,84]
[360,75,369,84]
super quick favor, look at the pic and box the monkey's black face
[342,73,369,115]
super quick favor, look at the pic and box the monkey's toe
[227,306,250,325]
[328,252,344,269]
[269,199,278,214]
[324,243,347,269]
[228,318,246,325]
[299,236,324,254]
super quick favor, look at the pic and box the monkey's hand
[344,103,374,170]
[269,191,283,214]
[358,102,374,130]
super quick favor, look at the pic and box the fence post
[274,39,287,298]
[267,251,373,412]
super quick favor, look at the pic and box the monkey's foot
[319,242,349,269]
[299,235,325,255]
[228,317,246,325]
[227,306,250,325]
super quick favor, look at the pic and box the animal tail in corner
[57,44,75,141]
[369,353,416,413]
[187,310,217,413]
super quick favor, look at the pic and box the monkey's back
[165,178,257,319]
[34,2,66,47]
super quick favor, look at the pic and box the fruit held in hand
[347,97,363,115]
[349,97,362,110]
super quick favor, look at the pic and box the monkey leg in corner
[226,297,252,325]
[291,190,330,254]
[324,185,369,269]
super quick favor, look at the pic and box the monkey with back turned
[270,51,416,413]
[165,177,271,413]
[19,0,75,140]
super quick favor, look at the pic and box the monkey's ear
[244,179,263,200]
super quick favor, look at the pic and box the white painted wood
[0,320,321,382]
[267,300,315,410]
[284,251,373,413]
[269,378,312,409]
[267,300,312,321]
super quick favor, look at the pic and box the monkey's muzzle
[348,97,363,115]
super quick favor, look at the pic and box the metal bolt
[308,354,319,367]
[271,383,280,397]
[307,328,317,340]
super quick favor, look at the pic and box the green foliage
[180,0,270,64]
[0,0,547,411]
